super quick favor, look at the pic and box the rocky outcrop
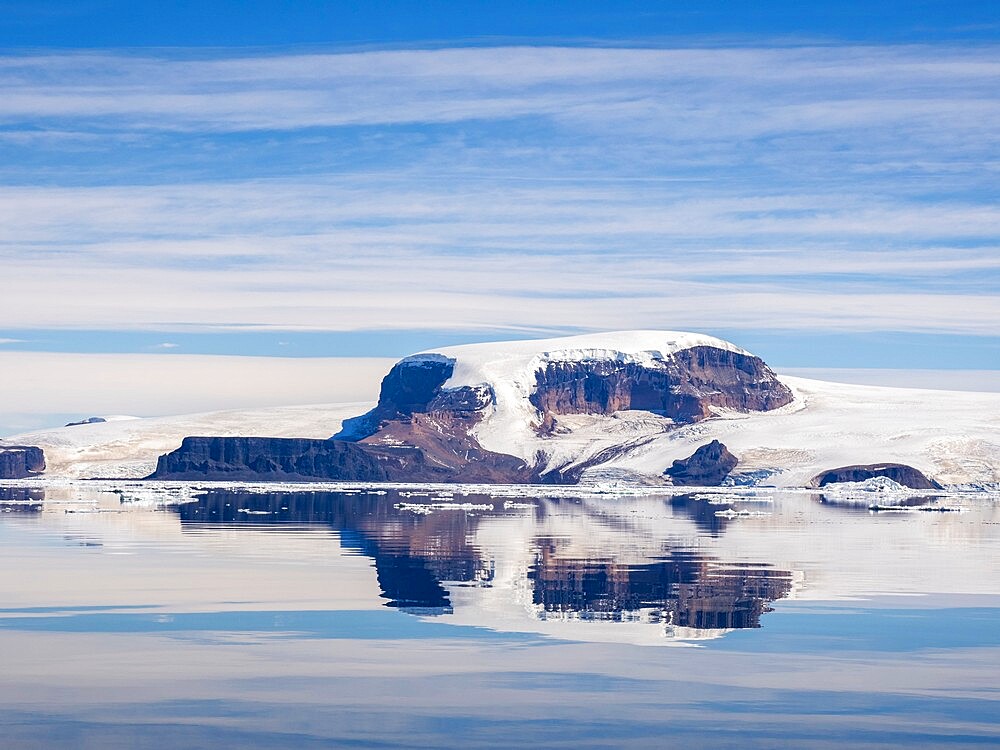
[531,346,792,431]
[323,353,533,482]
[335,355,486,440]
[665,440,738,486]
[66,416,107,427]
[150,435,536,484]
[811,463,941,490]
[0,446,45,479]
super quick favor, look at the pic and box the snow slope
[2,402,371,479]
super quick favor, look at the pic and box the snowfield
[598,376,1000,489]
[3,329,998,488]
[2,402,370,479]
[412,331,1000,488]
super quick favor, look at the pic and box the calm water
[1,484,998,748]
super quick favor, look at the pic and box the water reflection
[175,490,793,637]
[816,493,951,512]
[529,549,790,630]
[0,486,44,512]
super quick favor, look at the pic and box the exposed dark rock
[0,446,45,479]
[152,348,533,484]
[358,414,536,483]
[665,440,738,486]
[321,352,530,482]
[334,355,463,440]
[150,435,536,484]
[811,463,942,490]
[531,346,792,432]
[151,437,393,482]
[65,416,107,427]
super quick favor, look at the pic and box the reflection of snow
[713,508,771,518]
[394,502,495,514]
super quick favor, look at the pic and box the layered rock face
[152,431,535,484]
[152,437,395,481]
[337,355,492,440]
[811,463,941,490]
[665,440,739,486]
[0,446,45,479]
[531,346,792,431]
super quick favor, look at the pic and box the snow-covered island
[2,330,998,490]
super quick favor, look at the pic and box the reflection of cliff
[0,486,44,511]
[530,543,790,630]
[174,490,792,634]
[176,491,491,614]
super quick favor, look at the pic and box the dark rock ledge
[810,463,941,490]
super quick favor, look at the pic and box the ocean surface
[0,484,998,748]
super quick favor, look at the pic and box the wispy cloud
[0,44,996,340]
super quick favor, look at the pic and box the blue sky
[1,1,998,374]
[3,1,999,47]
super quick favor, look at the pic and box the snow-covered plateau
[2,330,998,489]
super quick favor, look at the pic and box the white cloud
[1,46,998,136]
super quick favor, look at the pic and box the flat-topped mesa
[152,331,797,485]
[325,331,795,483]
[347,331,793,439]
[151,435,534,484]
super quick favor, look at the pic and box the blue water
[0,487,997,748]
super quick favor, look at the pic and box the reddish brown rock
[531,346,792,431]
[665,440,739,486]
